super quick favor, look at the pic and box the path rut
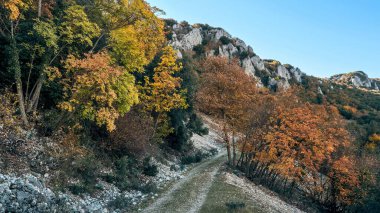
[142,152,227,213]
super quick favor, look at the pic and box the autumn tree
[140,46,187,130]
[59,52,139,132]
[366,133,380,151]
[196,56,257,165]
[1,0,31,125]
[88,0,165,68]
[249,99,359,210]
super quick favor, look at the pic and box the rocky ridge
[167,20,378,93]
[330,71,380,91]
[167,21,306,90]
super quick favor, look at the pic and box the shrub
[188,114,209,136]
[193,44,205,56]
[139,182,158,193]
[67,155,101,194]
[108,195,132,210]
[210,148,218,156]
[181,151,208,165]
[109,109,155,157]
[76,157,99,181]
[239,51,249,60]
[164,19,178,27]
[225,201,246,211]
[0,90,19,129]
[68,184,88,195]
[197,23,212,31]
[219,36,231,45]
[143,157,159,177]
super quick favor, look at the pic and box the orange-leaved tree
[196,56,257,165]
[254,98,358,209]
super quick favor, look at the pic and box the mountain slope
[166,21,305,90]
[166,20,378,93]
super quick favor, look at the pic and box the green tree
[59,52,138,132]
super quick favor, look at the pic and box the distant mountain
[330,71,380,91]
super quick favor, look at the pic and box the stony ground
[0,116,305,213]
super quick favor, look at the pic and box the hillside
[0,1,379,213]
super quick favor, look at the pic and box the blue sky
[147,0,380,78]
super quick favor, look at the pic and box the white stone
[251,56,266,71]
[242,58,256,76]
[276,65,291,80]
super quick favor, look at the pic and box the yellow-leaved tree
[90,0,165,72]
[59,52,139,132]
[140,46,188,129]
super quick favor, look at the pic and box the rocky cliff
[166,21,305,90]
[167,20,378,93]
[330,71,380,91]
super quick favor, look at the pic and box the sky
[147,0,380,78]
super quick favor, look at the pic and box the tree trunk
[232,131,237,166]
[38,0,42,17]
[27,75,44,113]
[10,39,28,125]
[224,125,231,165]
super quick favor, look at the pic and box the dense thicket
[0,0,207,197]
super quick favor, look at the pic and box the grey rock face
[277,65,291,80]
[219,44,239,58]
[171,28,203,51]
[251,56,266,71]
[167,21,305,90]
[330,71,379,91]
[242,57,256,76]
[288,67,304,83]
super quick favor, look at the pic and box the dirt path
[142,152,227,213]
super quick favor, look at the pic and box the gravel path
[142,152,227,213]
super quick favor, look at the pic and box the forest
[0,0,379,212]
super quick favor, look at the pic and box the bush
[64,155,101,194]
[339,107,353,119]
[139,182,158,193]
[109,109,155,157]
[193,44,205,56]
[164,19,178,27]
[239,51,249,60]
[108,195,132,210]
[0,90,19,129]
[68,184,88,195]
[181,151,208,165]
[112,155,155,191]
[188,114,209,136]
[225,201,246,211]
[210,148,218,156]
[219,36,231,45]
[143,157,159,177]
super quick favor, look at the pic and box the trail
[142,152,227,213]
